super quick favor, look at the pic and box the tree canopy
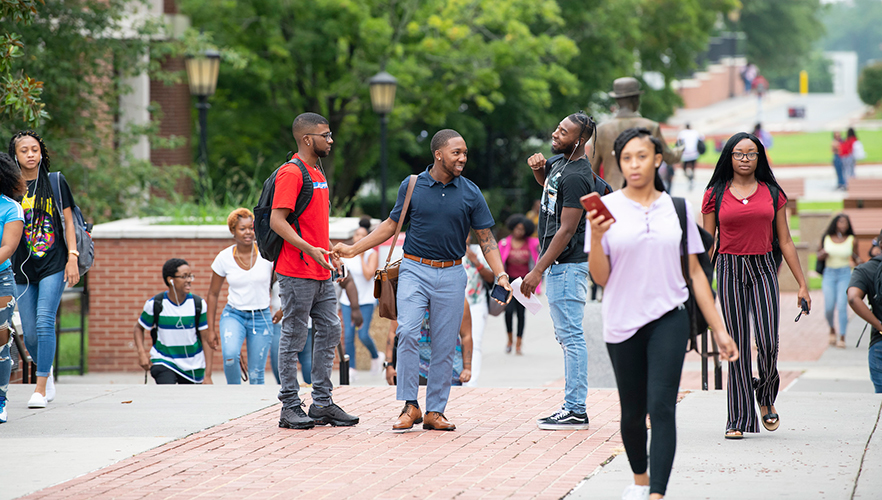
[182,0,739,216]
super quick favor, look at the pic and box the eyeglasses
[305,132,333,141]
[174,274,196,281]
[732,152,759,161]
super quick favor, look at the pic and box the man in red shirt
[270,112,358,429]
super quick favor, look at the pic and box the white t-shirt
[677,128,704,162]
[210,245,273,310]
[340,248,377,306]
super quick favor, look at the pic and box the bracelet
[494,272,509,284]
[475,263,485,272]
[69,250,79,257]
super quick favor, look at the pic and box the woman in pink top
[587,128,738,500]
[702,132,811,440]
[499,214,539,354]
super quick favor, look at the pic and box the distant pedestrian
[818,214,860,348]
[206,208,274,385]
[676,124,704,191]
[500,214,538,355]
[269,279,312,385]
[9,131,80,408]
[847,250,882,392]
[586,127,738,500]
[839,128,859,181]
[832,131,845,190]
[462,233,491,386]
[339,222,382,374]
[702,132,811,439]
[0,152,25,423]
[133,259,214,384]
[524,112,596,430]
[335,129,510,433]
[525,199,541,238]
[741,63,757,94]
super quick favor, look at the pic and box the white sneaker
[348,368,358,382]
[27,392,47,409]
[622,484,650,500]
[371,352,386,374]
[0,398,7,423]
[46,367,55,402]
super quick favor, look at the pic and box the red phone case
[580,193,615,223]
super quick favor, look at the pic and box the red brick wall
[88,237,232,373]
[149,56,193,195]
[677,64,746,109]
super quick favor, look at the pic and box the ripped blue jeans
[219,305,274,384]
[0,267,17,402]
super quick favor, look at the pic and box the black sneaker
[279,405,316,429]
[308,403,359,427]
[537,409,590,430]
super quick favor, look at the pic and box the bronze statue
[588,77,682,190]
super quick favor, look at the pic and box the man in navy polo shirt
[334,129,511,432]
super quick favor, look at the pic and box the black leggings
[504,300,526,338]
[606,306,689,496]
[151,365,195,385]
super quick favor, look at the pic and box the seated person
[133,258,216,384]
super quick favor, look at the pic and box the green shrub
[858,62,882,106]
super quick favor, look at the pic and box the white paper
[509,278,543,315]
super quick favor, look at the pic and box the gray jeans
[277,275,340,408]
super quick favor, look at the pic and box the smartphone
[580,192,615,223]
[490,283,511,303]
[331,264,347,281]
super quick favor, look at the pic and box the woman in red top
[701,132,811,439]
[839,128,858,183]
[499,215,539,354]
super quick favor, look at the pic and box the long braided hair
[613,127,666,192]
[8,130,58,242]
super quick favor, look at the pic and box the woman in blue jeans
[0,152,25,422]
[9,131,80,409]
[818,214,860,348]
[206,208,274,384]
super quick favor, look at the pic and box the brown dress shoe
[392,403,422,431]
[423,411,456,431]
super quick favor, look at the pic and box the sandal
[725,429,743,439]
[836,337,846,349]
[759,405,780,431]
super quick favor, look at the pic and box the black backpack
[873,255,882,317]
[254,156,314,265]
[49,172,94,276]
[673,197,715,353]
[712,182,783,268]
[545,154,612,196]
[150,292,203,346]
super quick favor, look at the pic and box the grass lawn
[698,129,882,166]
[57,312,88,374]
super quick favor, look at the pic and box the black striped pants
[717,252,780,434]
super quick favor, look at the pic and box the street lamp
[185,49,220,199]
[369,70,397,216]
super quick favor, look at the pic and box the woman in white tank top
[340,225,382,373]
[817,214,860,348]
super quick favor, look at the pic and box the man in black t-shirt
[522,113,595,430]
[847,254,882,392]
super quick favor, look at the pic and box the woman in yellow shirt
[818,214,861,348]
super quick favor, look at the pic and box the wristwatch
[383,361,392,369]
[494,272,510,285]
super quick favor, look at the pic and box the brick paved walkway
[23,387,623,500]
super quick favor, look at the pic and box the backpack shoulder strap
[285,158,315,264]
[151,292,165,346]
[48,172,67,234]
[673,197,689,279]
[191,294,204,338]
